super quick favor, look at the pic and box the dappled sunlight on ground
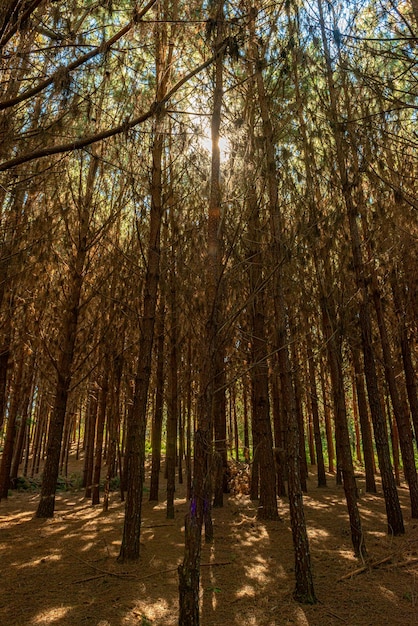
[16,552,62,569]
[1,464,418,625]
[32,606,74,624]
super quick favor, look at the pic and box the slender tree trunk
[317,0,404,536]
[320,359,335,474]
[242,377,250,463]
[391,275,418,444]
[213,353,227,506]
[306,335,326,487]
[290,337,308,492]
[320,291,365,557]
[10,365,34,484]
[118,7,174,557]
[185,337,192,502]
[103,349,123,513]
[368,263,418,517]
[178,3,225,621]
[351,344,376,492]
[251,7,315,601]
[118,112,165,560]
[166,262,178,520]
[245,101,278,520]
[36,236,89,516]
[91,369,109,505]
[149,297,165,502]
[30,393,45,478]
[351,369,363,465]
[83,388,98,497]
[0,316,11,433]
[0,345,24,498]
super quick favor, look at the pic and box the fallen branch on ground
[71,555,232,584]
[338,555,392,581]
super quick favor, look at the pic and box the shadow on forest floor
[1,460,418,625]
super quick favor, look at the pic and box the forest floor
[1,458,418,626]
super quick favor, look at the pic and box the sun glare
[199,135,230,161]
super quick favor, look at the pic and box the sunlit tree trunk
[178,1,225,621]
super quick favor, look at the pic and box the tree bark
[391,275,418,444]
[149,297,165,502]
[118,110,164,560]
[35,164,93,517]
[306,335,326,487]
[251,6,316,601]
[320,289,365,557]
[166,262,178,520]
[351,345,377,493]
[368,264,418,517]
[91,369,109,505]
[178,2,225,621]
[317,0,404,536]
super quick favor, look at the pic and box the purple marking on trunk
[191,496,197,517]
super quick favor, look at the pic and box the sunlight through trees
[0,0,417,623]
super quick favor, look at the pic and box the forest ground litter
[1,457,418,626]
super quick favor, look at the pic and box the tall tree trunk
[320,291,365,557]
[320,359,335,474]
[166,260,178,520]
[103,348,123,513]
[118,112,165,560]
[290,335,308,493]
[251,6,316,602]
[245,89,278,520]
[10,362,34,484]
[91,368,109,505]
[213,352,227,506]
[83,387,98,497]
[118,6,173,558]
[242,376,250,463]
[351,345,376,493]
[317,0,404,536]
[367,260,418,517]
[0,343,24,498]
[36,153,97,517]
[351,369,363,465]
[178,2,225,621]
[306,334,326,487]
[391,274,418,444]
[149,297,165,502]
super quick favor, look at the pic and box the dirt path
[1,461,418,625]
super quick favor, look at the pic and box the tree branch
[0,46,226,172]
[0,0,44,49]
[0,0,159,111]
